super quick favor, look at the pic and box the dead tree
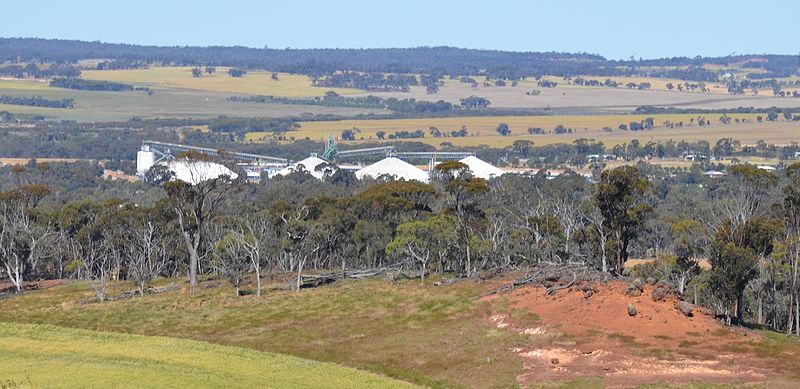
[0,197,52,292]
[126,221,167,296]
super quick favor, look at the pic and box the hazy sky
[2,0,798,59]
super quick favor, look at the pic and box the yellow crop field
[0,322,412,388]
[82,66,363,97]
[245,113,791,148]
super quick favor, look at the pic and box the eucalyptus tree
[594,166,653,273]
[671,219,707,294]
[387,214,458,284]
[164,155,243,293]
[784,162,800,334]
[434,161,490,276]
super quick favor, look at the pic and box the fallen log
[476,264,592,299]
[148,283,180,294]
[298,266,414,288]
[545,272,576,295]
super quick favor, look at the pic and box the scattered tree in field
[459,96,491,109]
[537,79,557,88]
[450,126,469,137]
[496,123,511,136]
[228,68,247,78]
[204,66,216,75]
[553,124,571,134]
[191,67,203,78]
[341,128,359,141]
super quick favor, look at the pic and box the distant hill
[1,37,798,80]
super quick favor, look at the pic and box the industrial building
[135,138,507,185]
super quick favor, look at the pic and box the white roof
[757,165,776,171]
[355,157,430,183]
[167,160,238,185]
[272,156,335,179]
[458,156,504,180]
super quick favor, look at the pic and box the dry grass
[0,277,531,389]
[249,114,799,148]
[81,67,362,97]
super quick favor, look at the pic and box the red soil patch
[483,281,776,388]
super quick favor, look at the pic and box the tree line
[2,157,800,335]
[0,95,74,109]
[0,63,81,79]
[229,92,455,114]
[312,72,418,91]
[49,78,135,92]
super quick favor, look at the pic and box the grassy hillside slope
[0,278,531,388]
[2,276,799,388]
[0,321,413,388]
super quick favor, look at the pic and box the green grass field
[0,321,411,388]
[246,113,799,148]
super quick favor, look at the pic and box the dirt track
[484,282,777,388]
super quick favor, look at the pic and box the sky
[2,0,799,60]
